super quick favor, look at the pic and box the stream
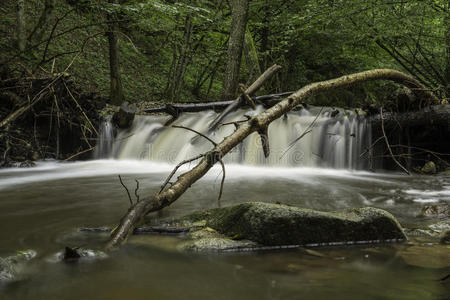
[0,160,449,299]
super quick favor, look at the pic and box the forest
[0,1,449,299]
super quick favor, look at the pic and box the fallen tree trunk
[209,64,282,131]
[370,104,450,127]
[105,68,439,251]
[141,92,294,115]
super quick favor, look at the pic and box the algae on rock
[181,202,406,247]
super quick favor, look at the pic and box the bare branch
[105,68,438,251]
[159,154,204,193]
[280,107,324,159]
[171,125,217,146]
[380,107,410,175]
[134,179,140,202]
[118,175,133,206]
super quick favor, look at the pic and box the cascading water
[93,115,115,159]
[95,106,371,169]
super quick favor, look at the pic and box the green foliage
[0,0,448,105]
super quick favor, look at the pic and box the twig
[63,80,99,136]
[63,146,95,161]
[170,125,225,202]
[360,136,384,157]
[134,179,140,202]
[239,84,256,109]
[159,154,204,193]
[218,115,252,129]
[171,125,217,146]
[279,107,324,159]
[380,107,410,175]
[218,159,226,206]
[118,175,133,206]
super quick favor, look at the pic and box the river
[0,160,449,299]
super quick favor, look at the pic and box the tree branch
[105,68,438,251]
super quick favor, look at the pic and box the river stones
[180,202,406,248]
[0,250,36,283]
[421,161,437,174]
[112,101,136,129]
[421,203,450,219]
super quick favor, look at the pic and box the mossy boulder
[182,202,406,246]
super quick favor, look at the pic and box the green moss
[181,202,406,246]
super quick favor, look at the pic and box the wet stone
[421,161,437,174]
[421,203,450,219]
[0,250,36,283]
[175,202,407,251]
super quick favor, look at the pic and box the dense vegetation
[1,0,448,108]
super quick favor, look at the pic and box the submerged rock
[0,250,36,283]
[180,202,406,248]
[403,219,450,240]
[49,248,107,263]
[396,244,450,269]
[421,203,449,219]
[421,161,437,174]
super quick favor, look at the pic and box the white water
[96,106,372,169]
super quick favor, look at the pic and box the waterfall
[93,116,115,159]
[95,106,371,169]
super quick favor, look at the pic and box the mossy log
[105,69,438,251]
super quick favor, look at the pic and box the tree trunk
[243,26,262,85]
[27,0,56,43]
[107,0,125,106]
[16,0,26,52]
[259,0,270,72]
[169,15,193,101]
[444,6,450,96]
[221,0,249,101]
[105,69,439,251]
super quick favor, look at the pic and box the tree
[15,0,26,52]
[221,0,249,100]
[445,4,450,92]
[107,0,125,105]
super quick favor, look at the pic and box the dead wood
[105,68,438,251]
[208,64,282,131]
[142,92,294,115]
[380,107,410,175]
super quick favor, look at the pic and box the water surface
[0,160,449,299]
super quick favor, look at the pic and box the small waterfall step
[95,106,371,169]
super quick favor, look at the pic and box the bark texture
[16,0,26,52]
[105,69,438,251]
[243,26,261,84]
[168,15,194,101]
[142,92,293,115]
[221,0,249,101]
